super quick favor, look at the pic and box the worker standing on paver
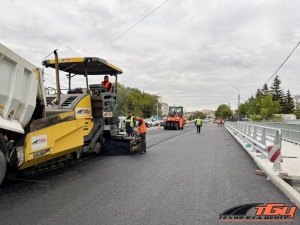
[101,75,112,92]
[217,118,221,126]
[125,111,135,137]
[195,117,202,134]
[135,116,147,154]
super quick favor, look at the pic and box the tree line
[115,83,162,118]
[239,74,299,120]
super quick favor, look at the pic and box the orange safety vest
[137,119,147,133]
[101,81,112,92]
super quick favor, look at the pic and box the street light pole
[231,85,240,121]
[224,97,230,107]
[156,93,160,120]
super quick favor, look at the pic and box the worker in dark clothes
[195,117,202,134]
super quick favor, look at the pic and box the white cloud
[1,0,300,112]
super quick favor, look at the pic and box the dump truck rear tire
[0,151,6,185]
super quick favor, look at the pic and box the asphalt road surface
[0,123,299,225]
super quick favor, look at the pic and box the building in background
[294,94,300,109]
[202,109,215,118]
[157,96,162,104]
[162,102,169,116]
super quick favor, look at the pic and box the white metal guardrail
[225,122,283,171]
[238,121,300,145]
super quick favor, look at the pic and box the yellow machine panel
[19,119,85,170]
[74,94,94,136]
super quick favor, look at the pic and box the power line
[260,41,300,89]
[43,77,68,89]
[91,0,170,56]
[241,41,300,104]
[44,72,76,88]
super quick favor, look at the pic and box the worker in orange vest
[101,75,112,92]
[135,116,147,154]
[221,119,225,127]
[217,118,221,126]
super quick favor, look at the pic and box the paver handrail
[225,122,283,171]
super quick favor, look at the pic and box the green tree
[269,74,284,111]
[260,93,281,120]
[114,83,131,116]
[239,102,249,114]
[188,114,194,120]
[194,111,206,119]
[294,109,300,119]
[262,83,269,96]
[282,89,295,114]
[215,104,233,119]
[248,97,261,115]
[248,95,255,102]
[255,87,263,99]
[125,92,157,118]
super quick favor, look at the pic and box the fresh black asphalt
[0,123,299,225]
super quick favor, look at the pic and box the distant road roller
[0,44,143,185]
[164,106,185,130]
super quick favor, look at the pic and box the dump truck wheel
[0,151,6,185]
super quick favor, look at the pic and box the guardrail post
[260,128,266,145]
[248,125,251,136]
[238,131,242,139]
[253,126,257,141]
[259,128,268,159]
[251,143,256,152]
[243,135,247,143]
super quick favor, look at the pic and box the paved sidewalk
[260,136,300,177]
